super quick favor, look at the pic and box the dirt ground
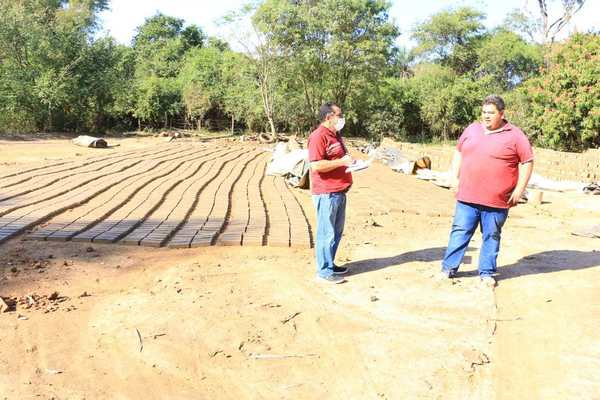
[1,136,599,399]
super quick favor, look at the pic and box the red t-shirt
[308,125,353,195]
[457,122,534,209]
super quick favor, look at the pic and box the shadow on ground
[452,250,600,280]
[497,250,600,280]
[343,247,474,276]
[343,248,600,281]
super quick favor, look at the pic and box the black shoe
[316,274,347,284]
[333,265,349,275]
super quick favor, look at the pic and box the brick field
[0,142,312,248]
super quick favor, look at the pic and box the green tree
[520,33,599,150]
[476,29,543,90]
[0,0,110,132]
[253,0,399,132]
[411,64,486,141]
[178,46,225,128]
[221,52,266,133]
[131,14,204,128]
[411,7,485,74]
[362,76,424,140]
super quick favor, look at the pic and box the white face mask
[335,117,345,131]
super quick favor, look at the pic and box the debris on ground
[72,135,108,148]
[583,182,600,195]
[528,173,587,192]
[136,328,143,352]
[0,297,10,313]
[157,130,186,139]
[266,141,310,189]
[572,224,600,238]
[462,348,490,372]
[0,292,71,314]
[281,312,301,324]
[258,132,292,144]
[360,145,432,175]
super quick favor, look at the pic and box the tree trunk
[47,103,52,132]
[231,114,235,135]
[268,117,276,136]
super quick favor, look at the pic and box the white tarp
[72,135,108,148]
[527,173,586,192]
[266,142,308,176]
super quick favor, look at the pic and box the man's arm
[449,150,462,189]
[310,155,352,173]
[508,161,534,206]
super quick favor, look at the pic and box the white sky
[98,0,599,48]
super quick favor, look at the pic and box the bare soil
[0,137,599,399]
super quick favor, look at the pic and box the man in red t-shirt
[440,95,534,287]
[308,102,353,284]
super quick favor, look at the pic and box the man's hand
[449,175,459,191]
[508,189,525,206]
[509,161,534,206]
[340,154,353,167]
[311,154,353,173]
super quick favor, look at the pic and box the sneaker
[317,274,347,284]
[333,265,349,275]
[480,276,497,288]
[437,269,456,280]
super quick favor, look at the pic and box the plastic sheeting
[265,142,308,177]
[72,135,108,148]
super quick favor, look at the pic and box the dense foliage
[0,0,597,150]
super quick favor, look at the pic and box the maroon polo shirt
[457,121,534,209]
[308,125,353,195]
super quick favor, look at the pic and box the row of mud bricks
[0,143,313,248]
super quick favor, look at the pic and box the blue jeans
[313,192,346,278]
[442,201,509,277]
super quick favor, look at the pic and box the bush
[412,64,486,141]
[363,77,425,141]
[521,33,600,151]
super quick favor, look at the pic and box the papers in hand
[345,159,371,173]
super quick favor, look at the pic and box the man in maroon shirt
[440,95,534,287]
[308,102,353,284]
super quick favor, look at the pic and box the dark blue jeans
[442,201,509,277]
[313,192,346,278]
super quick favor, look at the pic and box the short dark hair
[483,95,505,112]
[318,102,338,122]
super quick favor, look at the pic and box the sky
[98,0,599,48]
